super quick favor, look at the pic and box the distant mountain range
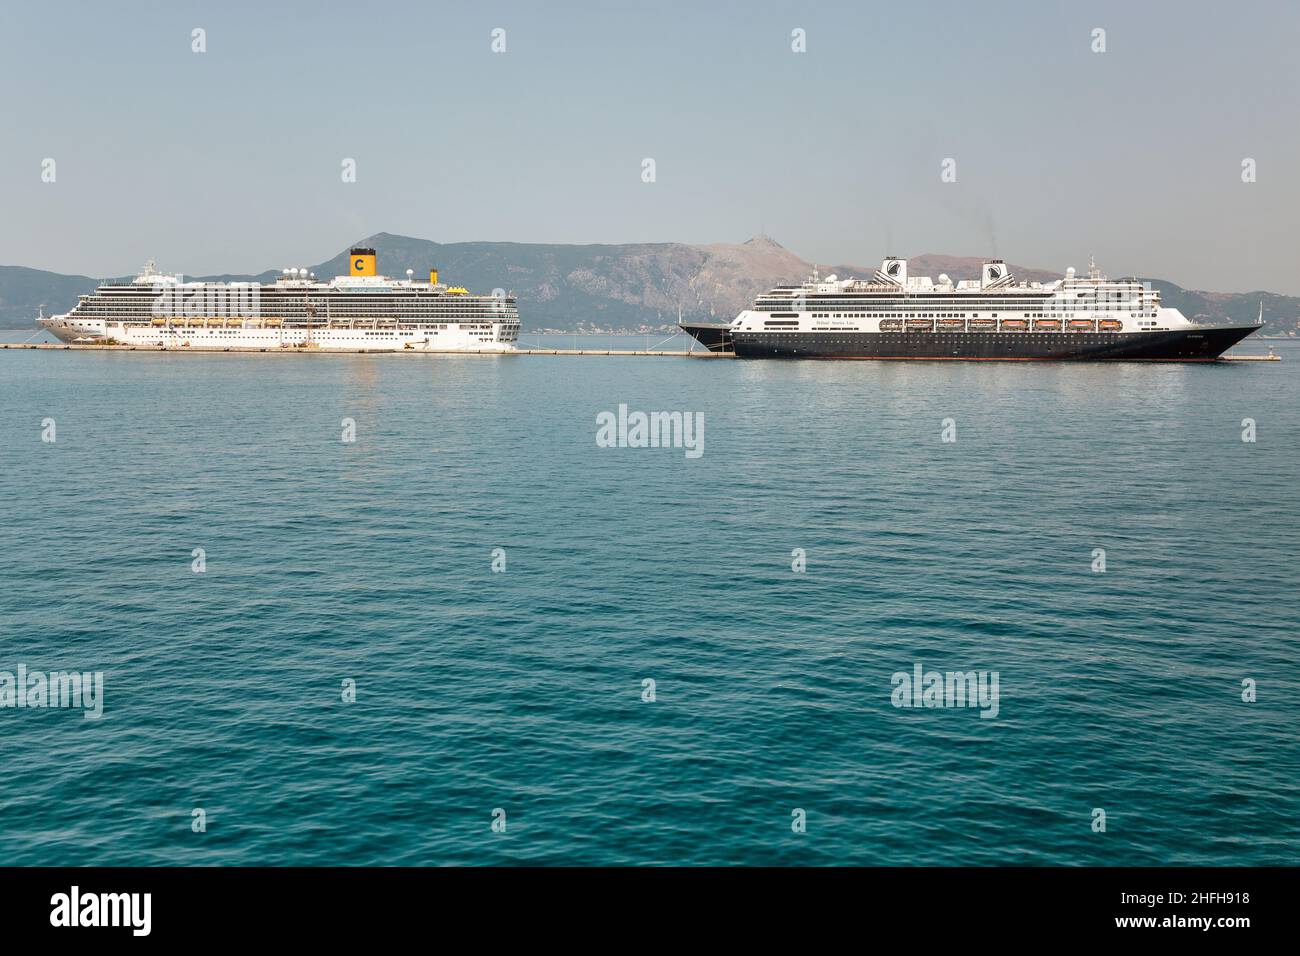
[3,233,1297,335]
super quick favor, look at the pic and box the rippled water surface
[1,337,1297,865]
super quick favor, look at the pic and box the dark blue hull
[679,322,734,352]
[682,325,1258,361]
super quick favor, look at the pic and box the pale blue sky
[3,0,1297,292]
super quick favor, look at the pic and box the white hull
[39,317,516,352]
[37,248,521,353]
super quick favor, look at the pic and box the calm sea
[1,333,1297,865]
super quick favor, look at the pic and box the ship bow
[679,321,734,352]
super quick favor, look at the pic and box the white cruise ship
[39,248,520,352]
[681,256,1259,361]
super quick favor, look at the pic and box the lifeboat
[878,319,904,332]
[1068,319,1095,331]
[1099,319,1122,332]
[905,319,934,331]
[968,319,997,330]
[150,317,166,326]
[1033,319,1063,331]
[1000,319,1028,331]
[936,319,965,330]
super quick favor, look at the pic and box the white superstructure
[730,256,1187,336]
[39,248,520,352]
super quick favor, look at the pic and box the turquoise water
[1,338,1297,865]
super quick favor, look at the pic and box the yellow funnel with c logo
[349,247,377,277]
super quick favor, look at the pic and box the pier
[0,342,733,357]
[0,343,1280,361]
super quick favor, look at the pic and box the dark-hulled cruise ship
[681,256,1259,361]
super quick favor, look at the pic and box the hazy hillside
[0,265,112,332]
[3,234,1298,335]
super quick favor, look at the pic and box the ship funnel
[429,267,439,285]
[875,257,906,285]
[981,259,1011,288]
[349,247,377,277]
